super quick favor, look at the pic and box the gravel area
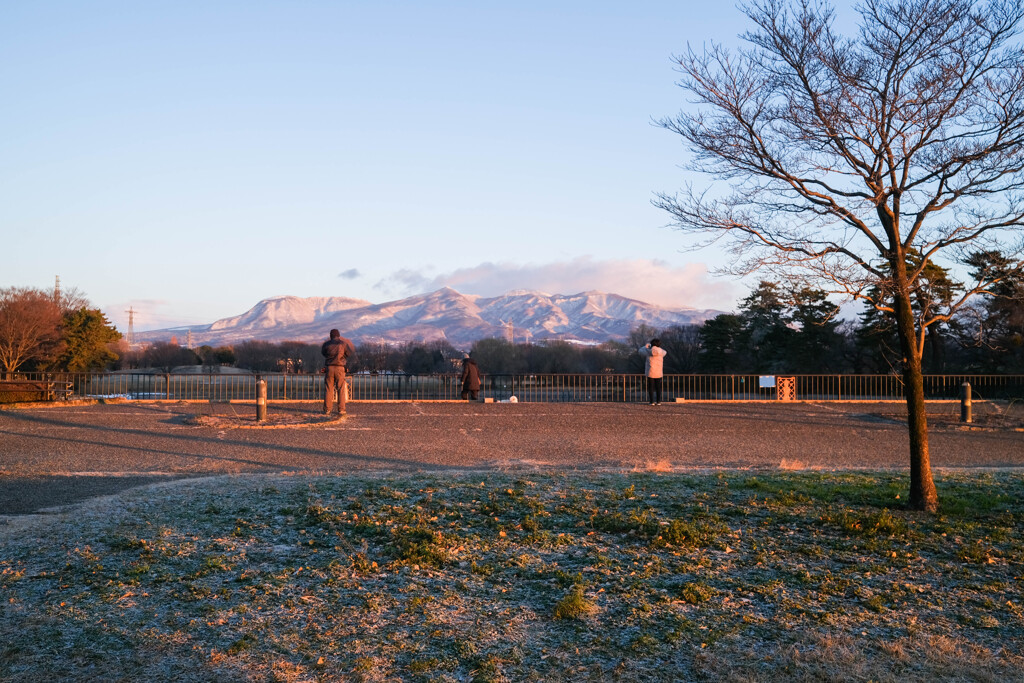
[1,400,1021,516]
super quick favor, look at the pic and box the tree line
[114,263,1024,376]
[0,286,122,375]
[119,338,636,375]
[691,260,1023,376]
[2,265,1020,377]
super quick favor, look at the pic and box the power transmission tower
[54,275,61,305]
[125,307,136,348]
[186,330,193,349]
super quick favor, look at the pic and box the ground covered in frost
[2,470,1022,682]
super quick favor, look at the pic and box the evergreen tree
[964,250,1024,371]
[856,292,901,373]
[858,253,962,373]
[738,281,793,372]
[697,314,744,373]
[912,257,960,373]
[52,309,121,371]
[788,288,843,372]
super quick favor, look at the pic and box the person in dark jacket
[460,353,481,400]
[321,329,356,415]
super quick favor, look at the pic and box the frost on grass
[1,471,1023,682]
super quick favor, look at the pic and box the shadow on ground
[0,474,202,517]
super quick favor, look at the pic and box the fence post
[960,382,972,423]
[165,373,171,400]
[256,378,267,422]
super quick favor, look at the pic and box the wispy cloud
[103,299,209,332]
[375,268,434,295]
[338,268,361,280]
[375,258,739,310]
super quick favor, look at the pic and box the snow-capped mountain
[206,295,371,332]
[136,288,723,348]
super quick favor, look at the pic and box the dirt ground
[1,399,1021,516]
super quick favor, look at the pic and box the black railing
[3,371,1023,403]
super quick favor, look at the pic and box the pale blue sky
[2,1,754,332]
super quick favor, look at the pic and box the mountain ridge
[136,289,724,348]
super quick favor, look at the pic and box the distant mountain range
[136,288,723,348]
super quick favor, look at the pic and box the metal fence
[3,371,1023,403]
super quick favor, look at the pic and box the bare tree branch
[657,0,1024,512]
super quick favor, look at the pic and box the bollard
[256,378,267,422]
[960,381,972,423]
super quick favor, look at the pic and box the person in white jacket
[638,339,667,405]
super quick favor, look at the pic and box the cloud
[375,258,740,311]
[376,267,434,293]
[338,268,361,280]
[103,299,202,332]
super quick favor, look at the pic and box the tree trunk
[892,283,940,512]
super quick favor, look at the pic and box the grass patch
[678,581,717,604]
[827,508,911,538]
[0,470,1022,681]
[552,584,595,620]
[656,516,729,548]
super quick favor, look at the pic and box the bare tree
[656,0,1024,511]
[355,340,395,374]
[53,285,90,313]
[0,287,65,375]
[141,341,198,373]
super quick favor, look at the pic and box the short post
[256,378,267,422]
[960,381,972,423]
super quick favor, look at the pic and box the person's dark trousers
[647,377,663,404]
[461,387,478,400]
[325,366,347,414]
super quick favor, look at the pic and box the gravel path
[1,400,1021,515]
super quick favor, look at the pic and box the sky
[2,1,758,332]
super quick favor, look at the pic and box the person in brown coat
[321,329,356,415]
[460,353,481,400]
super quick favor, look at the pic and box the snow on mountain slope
[137,289,723,348]
[206,296,371,331]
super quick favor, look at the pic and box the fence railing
[3,371,1024,403]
